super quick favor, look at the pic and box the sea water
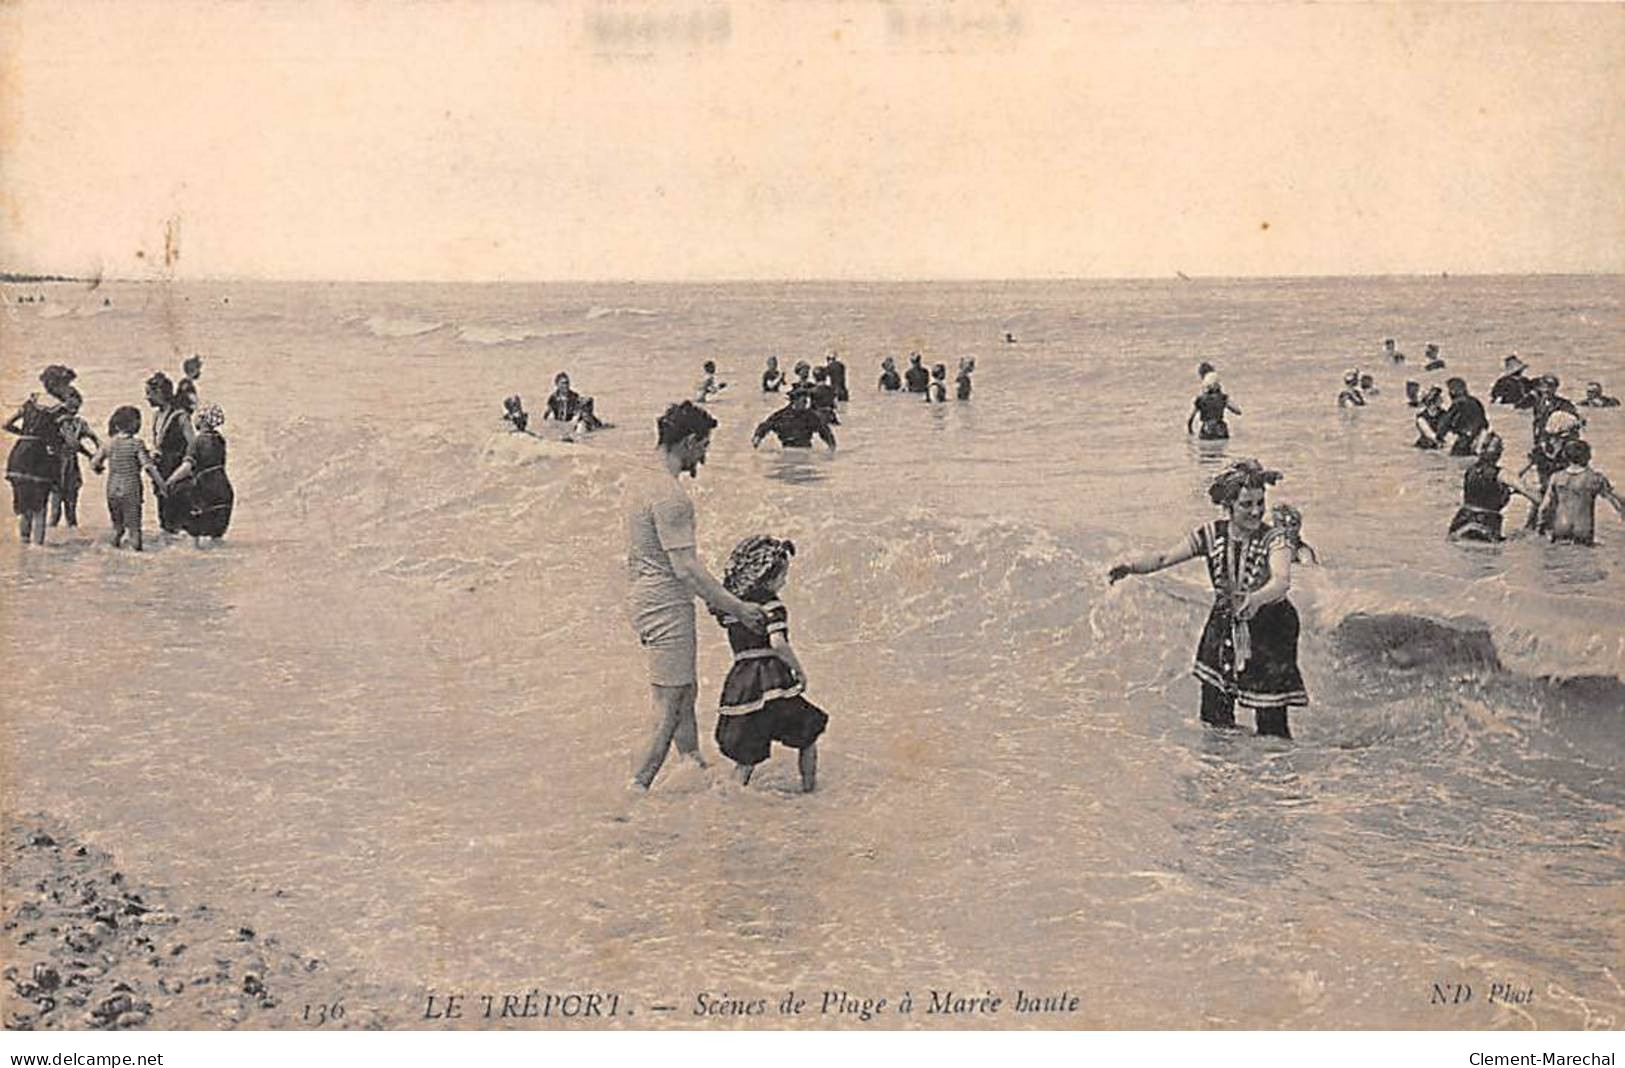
[2,275,1621,1027]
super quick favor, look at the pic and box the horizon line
[4,268,1623,286]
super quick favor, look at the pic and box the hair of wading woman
[1208,458,1283,506]
[656,400,717,448]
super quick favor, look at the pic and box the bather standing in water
[1188,372,1241,439]
[1447,434,1538,542]
[751,389,836,452]
[146,372,194,534]
[1538,439,1624,546]
[877,357,902,392]
[1108,459,1307,738]
[1441,377,1489,455]
[761,356,785,393]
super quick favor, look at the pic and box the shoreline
[1,814,396,1031]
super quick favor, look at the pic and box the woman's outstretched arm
[1108,535,1199,584]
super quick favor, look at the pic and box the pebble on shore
[1,815,387,1031]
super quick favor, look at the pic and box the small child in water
[89,406,166,551]
[1538,439,1624,546]
[1359,373,1379,397]
[51,388,99,528]
[501,395,531,434]
[956,357,975,401]
[1423,343,1446,371]
[926,363,949,402]
[713,536,828,792]
[694,361,727,404]
[1271,503,1319,564]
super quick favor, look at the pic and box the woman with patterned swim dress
[1109,459,1308,738]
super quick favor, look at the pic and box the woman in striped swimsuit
[164,404,234,547]
[1108,459,1308,738]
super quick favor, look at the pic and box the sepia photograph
[2,0,1622,1049]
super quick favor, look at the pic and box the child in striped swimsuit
[90,406,166,550]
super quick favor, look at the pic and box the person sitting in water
[1581,381,1621,408]
[1441,377,1489,455]
[956,357,975,401]
[1337,370,1366,407]
[1414,387,1449,449]
[694,361,728,404]
[1423,343,1446,371]
[1384,338,1405,364]
[1490,353,1534,409]
[1538,439,1624,546]
[1447,433,1538,542]
[1270,503,1318,564]
[1359,373,1379,397]
[762,356,785,393]
[925,363,949,403]
[544,372,608,436]
[501,395,533,434]
[903,352,930,393]
[809,367,840,425]
[751,389,836,452]
[1188,372,1240,439]
[824,351,849,403]
[877,356,902,392]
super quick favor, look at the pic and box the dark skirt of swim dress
[715,653,828,765]
[1192,598,1308,711]
[6,402,60,514]
[177,431,234,538]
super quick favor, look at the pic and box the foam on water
[2,275,1621,1027]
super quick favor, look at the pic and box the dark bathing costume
[152,406,191,533]
[1443,394,1488,455]
[753,405,834,449]
[714,595,828,766]
[1448,460,1513,541]
[175,429,235,538]
[1193,391,1232,440]
[5,397,62,514]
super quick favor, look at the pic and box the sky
[2,0,1622,282]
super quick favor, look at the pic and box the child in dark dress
[713,535,828,792]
